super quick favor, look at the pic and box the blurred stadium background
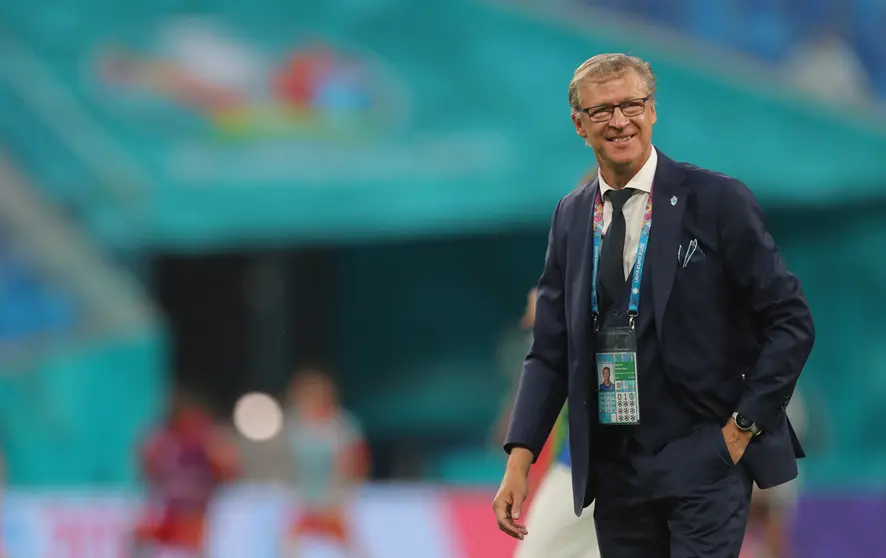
[0,0,885,556]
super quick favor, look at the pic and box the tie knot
[606,188,635,211]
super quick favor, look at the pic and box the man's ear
[572,111,586,138]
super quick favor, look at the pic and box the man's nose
[609,108,630,128]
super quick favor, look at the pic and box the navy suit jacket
[504,151,815,517]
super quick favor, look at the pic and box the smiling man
[492,53,815,558]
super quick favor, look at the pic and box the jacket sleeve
[503,199,570,460]
[719,179,815,433]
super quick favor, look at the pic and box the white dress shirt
[598,147,659,280]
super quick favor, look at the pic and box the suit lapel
[647,153,688,343]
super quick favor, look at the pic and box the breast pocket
[669,243,732,356]
[675,250,720,285]
[672,238,726,314]
[674,228,718,277]
[675,254,717,280]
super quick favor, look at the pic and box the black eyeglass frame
[577,96,653,122]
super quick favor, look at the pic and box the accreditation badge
[596,326,640,425]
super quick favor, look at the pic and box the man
[598,367,614,391]
[281,368,369,558]
[507,288,601,558]
[134,389,240,557]
[492,53,814,558]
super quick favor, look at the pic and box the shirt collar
[598,146,658,197]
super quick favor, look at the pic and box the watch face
[735,414,753,430]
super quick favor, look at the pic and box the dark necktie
[600,188,635,305]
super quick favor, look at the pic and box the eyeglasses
[578,96,652,122]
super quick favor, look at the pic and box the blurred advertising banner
[1,492,136,558]
[1,484,517,558]
[2,1,884,249]
[3,484,886,558]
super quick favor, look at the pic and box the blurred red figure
[273,43,336,108]
[132,389,239,558]
[281,368,370,558]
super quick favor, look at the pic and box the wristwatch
[732,412,762,436]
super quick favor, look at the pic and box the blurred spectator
[281,367,370,557]
[132,388,240,558]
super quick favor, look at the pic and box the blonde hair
[568,53,657,111]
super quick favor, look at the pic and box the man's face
[290,372,338,415]
[603,367,611,382]
[571,70,656,172]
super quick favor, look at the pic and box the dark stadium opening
[152,249,337,418]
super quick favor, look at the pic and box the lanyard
[590,187,654,331]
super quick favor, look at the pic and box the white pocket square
[678,239,704,268]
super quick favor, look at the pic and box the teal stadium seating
[0,330,167,486]
[0,232,79,345]
[0,227,165,487]
[582,0,886,97]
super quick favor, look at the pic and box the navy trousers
[592,424,754,558]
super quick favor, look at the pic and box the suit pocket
[681,253,706,268]
[710,424,736,469]
[676,254,715,275]
[642,424,734,497]
[673,256,725,301]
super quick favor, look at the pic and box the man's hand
[722,419,753,465]
[492,448,533,540]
